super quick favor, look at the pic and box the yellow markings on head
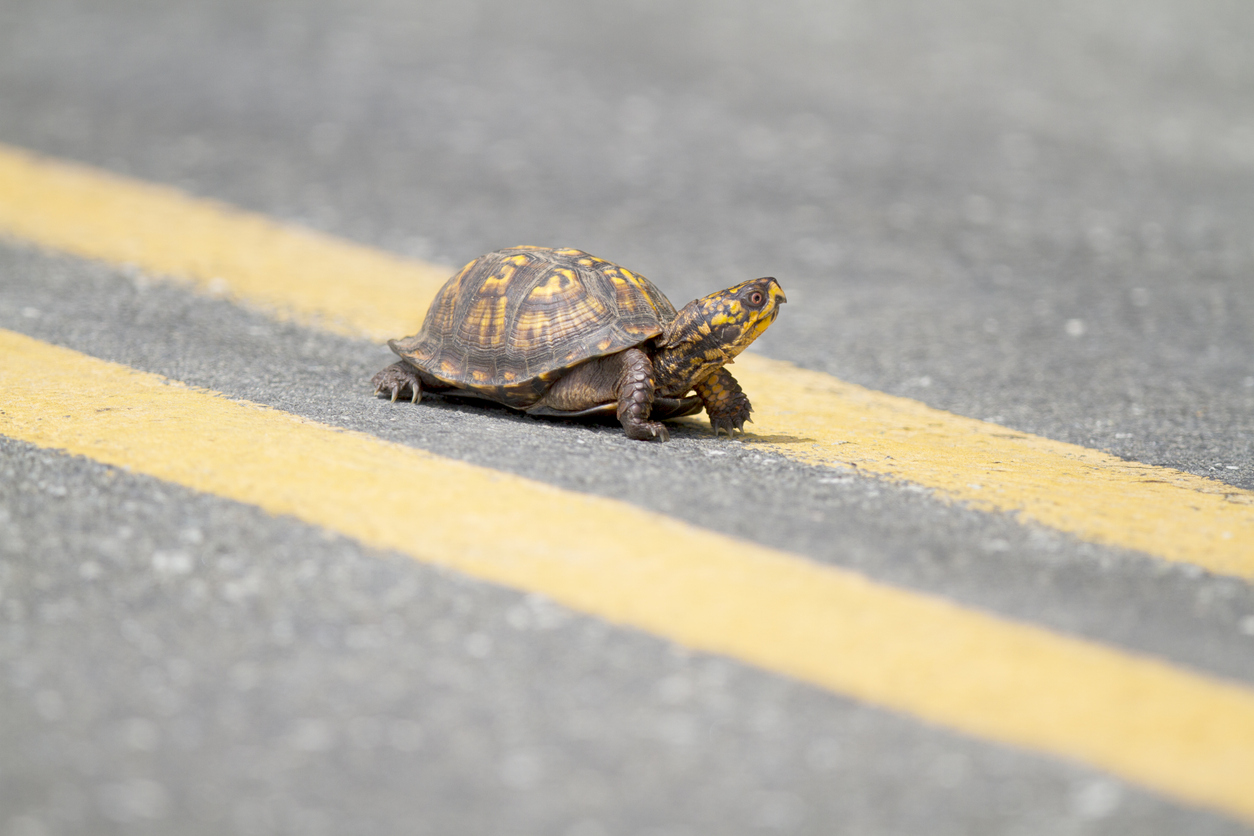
[709,301,746,328]
[745,315,775,343]
[768,281,787,306]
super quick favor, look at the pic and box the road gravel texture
[1,0,1253,834]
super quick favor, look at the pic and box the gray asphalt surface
[2,0,1254,834]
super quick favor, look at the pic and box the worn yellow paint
[0,143,444,340]
[3,327,1254,823]
[1,140,1252,576]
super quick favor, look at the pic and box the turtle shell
[389,246,678,409]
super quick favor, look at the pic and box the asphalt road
[2,0,1254,834]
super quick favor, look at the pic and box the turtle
[371,245,786,441]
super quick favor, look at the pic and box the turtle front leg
[617,348,670,442]
[372,361,424,404]
[695,368,753,437]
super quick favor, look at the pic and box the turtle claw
[711,416,744,437]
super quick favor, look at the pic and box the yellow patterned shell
[389,246,678,408]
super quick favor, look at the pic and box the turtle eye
[747,291,765,307]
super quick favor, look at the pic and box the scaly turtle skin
[371,246,786,441]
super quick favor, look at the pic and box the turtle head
[666,276,786,354]
[654,276,786,390]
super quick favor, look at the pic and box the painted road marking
[1,142,1250,576]
[728,363,1254,577]
[3,327,1254,824]
[0,143,446,339]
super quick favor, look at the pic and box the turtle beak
[760,279,786,325]
[766,278,787,310]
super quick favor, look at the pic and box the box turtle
[371,245,786,441]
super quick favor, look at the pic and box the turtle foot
[371,362,423,404]
[711,411,752,437]
[615,347,669,442]
[625,420,671,442]
[695,368,753,439]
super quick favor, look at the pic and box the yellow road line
[729,358,1254,576]
[0,143,446,339]
[3,328,1254,824]
[2,142,1250,576]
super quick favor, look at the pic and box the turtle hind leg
[616,347,670,442]
[695,368,752,437]
[649,395,703,420]
[371,361,425,404]
[531,351,668,441]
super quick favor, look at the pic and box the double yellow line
[3,143,1254,822]
[2,144,1248,577]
